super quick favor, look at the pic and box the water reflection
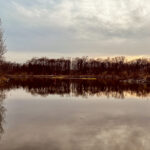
[1,95,150,150]
[0,80,150,149]
[1,78,150,98]
[0,91,5,139]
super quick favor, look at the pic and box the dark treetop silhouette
[1,56,150,82]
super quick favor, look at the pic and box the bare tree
[0,19,6,62]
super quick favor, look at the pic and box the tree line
[1,56,150,79]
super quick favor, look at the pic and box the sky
[0,0,150,62]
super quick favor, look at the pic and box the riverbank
[0,76,9,84]
[0,74,150,84]
[6,75,97,80]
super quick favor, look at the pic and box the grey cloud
[0,0,150,60]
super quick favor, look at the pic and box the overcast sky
[1,0,150,62]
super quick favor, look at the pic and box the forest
[1,56,150,81]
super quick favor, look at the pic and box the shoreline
[0,75,149,84]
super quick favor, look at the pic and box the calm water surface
[0,81,150,150]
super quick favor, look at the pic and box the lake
[0,79,150,150]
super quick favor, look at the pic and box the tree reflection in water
[0,90,5,140]
[1,78,150,98]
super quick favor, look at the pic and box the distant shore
[1,57,150,85]
[6,75,97,80]
[0,75,150,85]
